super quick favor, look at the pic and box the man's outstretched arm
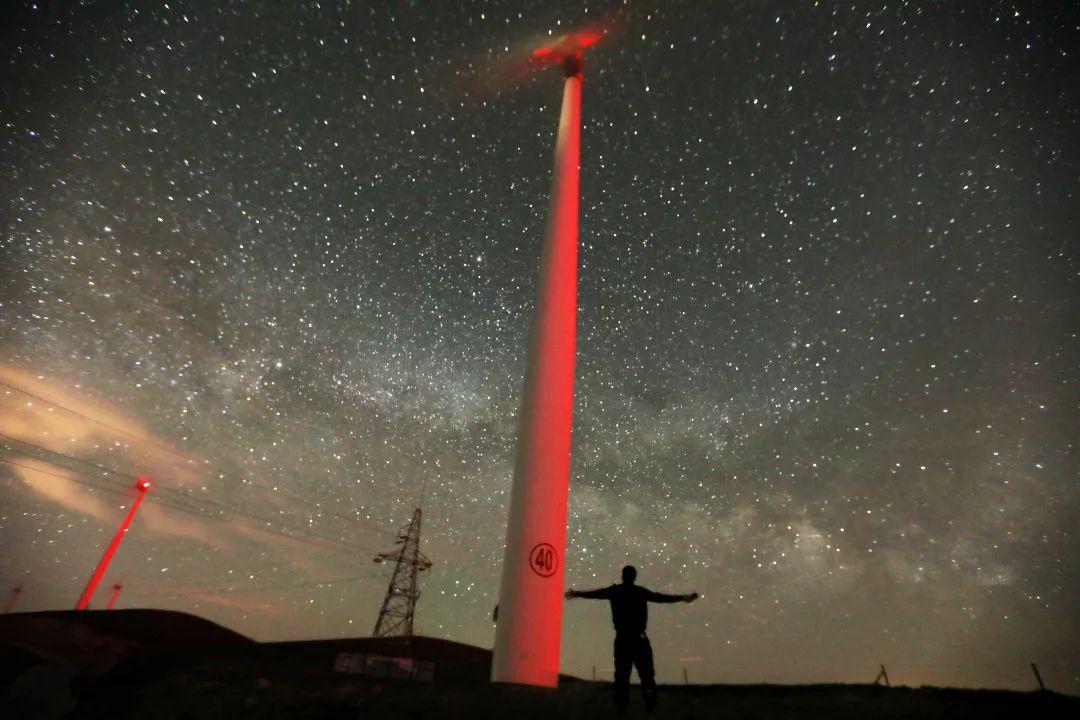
[565,585,613,600]
[645,589,700,603]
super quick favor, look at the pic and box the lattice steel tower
[372,508,432,637]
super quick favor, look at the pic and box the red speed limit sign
[528,543,558,577]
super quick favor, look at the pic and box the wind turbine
[491,27,603,688]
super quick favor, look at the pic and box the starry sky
[1,0,1077,693]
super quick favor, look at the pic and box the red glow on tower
[492,24,596,688]
[75,478,150,610]
[2,586,20,614]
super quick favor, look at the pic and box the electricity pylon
[372,508,432,637]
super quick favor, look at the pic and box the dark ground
[79,675,1079,720]
[2,610,1075,719]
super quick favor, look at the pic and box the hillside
[1,609,1075,719]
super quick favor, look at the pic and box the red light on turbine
[530,28,606,64]
[76,478,150,610]
[573,30,603,50]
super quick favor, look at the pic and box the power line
[240,478,399,541]
[0,460,350,557]
[0,433,381,551]
[0,381,399,540]
[0,455,368,556]
[216,573,379,594]
[116,565,382,595]
[4,430,394,541]
[0,569,381,602]
[0,457,131,497]
[0,444,217,526]
[0,431,152,491]
[0,379,191,460]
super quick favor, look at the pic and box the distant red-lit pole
[492,49,584,688]
[106,583,123,610]
[2,586,21,614]
[75,477,150,610]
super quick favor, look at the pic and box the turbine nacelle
[530,29,604,76]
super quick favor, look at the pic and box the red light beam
[2,586,20,614]
[75,477,150,610]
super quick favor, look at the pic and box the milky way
[1,1,1077,692]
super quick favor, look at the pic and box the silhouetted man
[566,565,698,715]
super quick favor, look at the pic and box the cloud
[0,363,156,452]
[139,502,229,549]
[4,455,114,522]
[0,363,220,547]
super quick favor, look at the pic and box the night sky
[1,0,1077,692]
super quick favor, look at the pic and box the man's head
[621,565,637,584]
